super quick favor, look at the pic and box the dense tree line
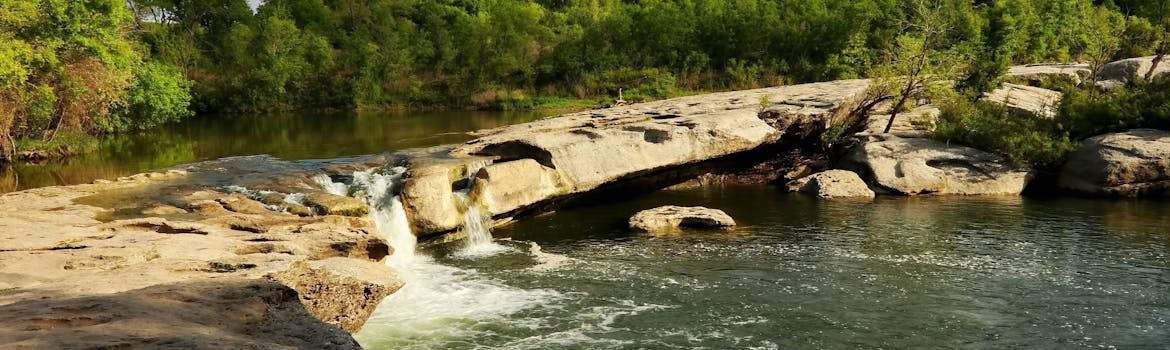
[1,0,1168,156]
[129,0,1167,113]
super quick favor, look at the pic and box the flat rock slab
[982,83,1061,119]
[629,206,736,232]
[407,80,870,235]
[787,170,875,199]
[1058,128,1170,197]
[1005,63,1089,84]
[0,166,402,348]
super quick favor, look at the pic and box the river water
[0,110,547,193]
[355,187,1170,349]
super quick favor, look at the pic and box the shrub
[1058,77,1170,140]
[933,94,1074,167]
[99,63,193,133]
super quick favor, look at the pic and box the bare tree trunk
[883,80,918,134]
[1145,52,1165,82]
[883,96,909,134]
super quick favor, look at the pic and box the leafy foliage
[0,0,193,156]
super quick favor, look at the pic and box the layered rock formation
[396,80,871,235]
[982,83,1062,119]
[1005,63,1089,84]
[0,161,403,348]
[1058,129,1170,197]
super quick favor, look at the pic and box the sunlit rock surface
[1096,56,1170,88]
[982,83,1061,119]
[397,80,872,235]
[0,159,402,348]
[843,135,1033,196]
[1059,129,1170,197]
[628,205,736,232]
[787,169,875,199]
[1005,63,1089,84]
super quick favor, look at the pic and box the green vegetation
[3,0,1170,162]
[0,0,192,159]
[130,0,1166,115]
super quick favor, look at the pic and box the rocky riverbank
[0,157,403,348]
[1,57,1167,348]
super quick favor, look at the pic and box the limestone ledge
[0,169,401,349]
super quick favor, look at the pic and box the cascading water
[314,169,416,263]
[315,166,557,350]
[453,163,510,257]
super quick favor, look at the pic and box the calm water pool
[356,186,1170,349]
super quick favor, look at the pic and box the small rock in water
[786,170,875,199]
[628,206,736,232]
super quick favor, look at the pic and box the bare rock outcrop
[0,169,402,348]
[628,206,736,232]
[1096,56,1170,87]
[786,170,875,199]
[843,135,1033,195]
[1005,63,1089,84]
[860,106,939,137]
[469,159,568,216]
[270,258,403,333]
[400,157,490,233]
[397,80,871,235]
[1058,129,1170,197]
[982,83,1061,118]
[0,278,364,349]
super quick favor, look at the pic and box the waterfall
[315,168,417,263]
[333,163,559,348]
[453,165,508,257]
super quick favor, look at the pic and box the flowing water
[354,186,1170,349]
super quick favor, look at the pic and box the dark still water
[0,110,547,192]
[356,187,1170,349]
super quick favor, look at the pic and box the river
[7,112,1168,348]
[354,185,1169,349]
[0,110,548,193]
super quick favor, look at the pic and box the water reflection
[0,110,548,192]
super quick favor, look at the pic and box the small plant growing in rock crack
[208,262,258,273]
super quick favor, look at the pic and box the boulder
[786,170,875,199]
[1096,56,1170,86]
[268,258,403,333]
[1058,129,1170,197]
[304,193,368,217]
[629,206,736,232]
[400,162,471,234]
[982,83,1061,119]
[469,159,568,216]
[843,135,1033,195]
